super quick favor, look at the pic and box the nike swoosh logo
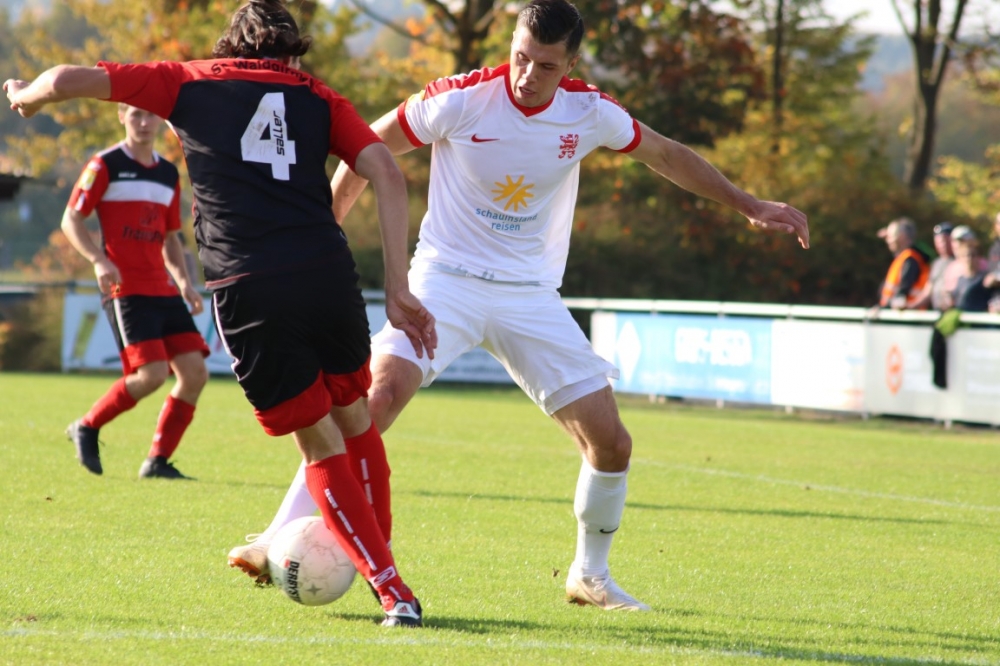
[599,527,619,534]
[471,134,499,143]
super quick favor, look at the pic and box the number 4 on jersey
[241,92,297,181]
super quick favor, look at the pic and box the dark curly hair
[212,0,311,60]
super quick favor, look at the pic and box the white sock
[572,458,628,577]
[259,461,318,542]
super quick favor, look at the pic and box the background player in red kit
[5,0,434,628]
[62,103,209,480]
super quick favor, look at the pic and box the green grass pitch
[1,372,998,665]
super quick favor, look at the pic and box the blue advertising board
[603,313,772,403]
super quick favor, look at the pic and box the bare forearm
[652,138,757,216]
[5,65,111,116]
[162,233,191,289]
[330,161,369,223]
[630,121,810,248]
[60,208,104,263]
[352,142,412,291]
[372,167,411,291]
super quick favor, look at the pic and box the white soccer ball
[266,516,357,606]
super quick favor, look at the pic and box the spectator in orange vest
[876,217,931,310]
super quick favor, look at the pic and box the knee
[132,365,169,396]
[611,427,633,465]
[588,426,632,472]
[367,384,394,433]
[181,362,209,392]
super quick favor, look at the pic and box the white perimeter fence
[61,288,1000,427]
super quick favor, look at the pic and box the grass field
[2,372,999,665]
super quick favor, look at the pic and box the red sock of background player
[149,395,195,459]
[344,422,392,543]
[83,377,137,429]
[304,455,414,607]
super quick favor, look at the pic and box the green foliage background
[0,0,998,313]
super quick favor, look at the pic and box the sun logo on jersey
[492,175,535,212]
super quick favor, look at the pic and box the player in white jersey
[227,0,809,611]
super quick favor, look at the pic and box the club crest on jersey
[492,175,535,212]
[77,163,100,191]
[558,133,580,159]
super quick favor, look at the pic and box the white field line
[3,627,997,665]
[396,432,1000,514]
[640,460,1000,513]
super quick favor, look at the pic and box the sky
[324,1,999,37]
[824,0,905,34]
[822,0,1000,36]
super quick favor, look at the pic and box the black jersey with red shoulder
[99,59,382,289]
[68,143,182,298]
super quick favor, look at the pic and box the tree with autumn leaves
[0,0,990,307]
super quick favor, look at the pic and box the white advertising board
[61,292,512,384]
[61,292,234,374]
[942,329,1000,426]
[770,320,865,411]
[863,324,942,419]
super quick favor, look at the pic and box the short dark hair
[517,0,584,57]
[212,0,311,60]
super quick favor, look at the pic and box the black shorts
[104,294,208,375]
[212,259,371,435]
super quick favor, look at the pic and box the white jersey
[399,64,640,288]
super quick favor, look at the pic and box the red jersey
[68,143,182,298]
[98,59,382,289]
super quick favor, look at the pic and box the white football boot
[227,534,271,585]
[566,568,651,611]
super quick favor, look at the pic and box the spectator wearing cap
[943,225,995,312]
[876,217,931,310]
[914,222,955,310]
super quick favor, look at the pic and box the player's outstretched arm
[330,107,417,224]
[628,121,810,249]
[352,142,437,360]
[4,65,110,118]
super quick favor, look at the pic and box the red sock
[83,377,138,429]
[345,422,393,543]
[150,395,195,459]
[305,455,413,607]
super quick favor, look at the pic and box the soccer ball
[266,516,357,606]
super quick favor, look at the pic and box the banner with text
[62,293,512,384]
[591,312,772,403]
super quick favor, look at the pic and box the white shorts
[371,266,619,415]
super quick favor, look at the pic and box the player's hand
[385,289,437,360]
[3,79,42,118]
[93,257,121,295]
[182,285,204,315]
[745,200,810,249]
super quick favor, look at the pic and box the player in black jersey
[5,0,435,628]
